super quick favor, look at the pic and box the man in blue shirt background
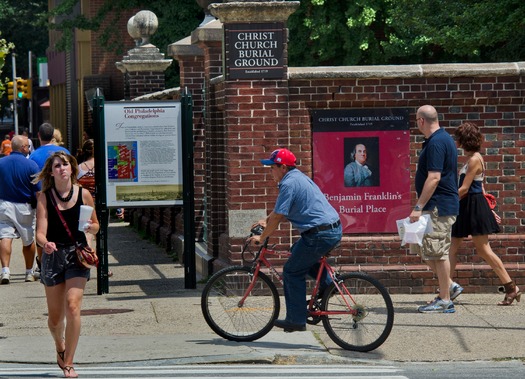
[249,148,342,332]
[0,135,41,284]
[29,122,70,169]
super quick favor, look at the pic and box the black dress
[451,162,500,238]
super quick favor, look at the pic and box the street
[1,361,525,378]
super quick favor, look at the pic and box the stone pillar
[189,19,228,259]
[116,10,173,99]
[115,10,173,247]
[206,1,300,266]
[168,29,211,272]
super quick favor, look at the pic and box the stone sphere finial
[128,10,158,47]
[127,16,142,47]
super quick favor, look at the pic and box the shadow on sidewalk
[89,221,199,300]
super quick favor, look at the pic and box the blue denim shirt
[274,168,340,233]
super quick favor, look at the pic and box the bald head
[416,105,439,123]
[416,105,440,137]
[11,135,28,152]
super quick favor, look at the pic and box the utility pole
[11,53,18,134]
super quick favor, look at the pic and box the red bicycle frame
[239,240,359,317]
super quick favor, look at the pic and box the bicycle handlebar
[241,225,269,263]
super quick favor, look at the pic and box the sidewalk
[1,221,524,365]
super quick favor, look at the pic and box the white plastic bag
[396,214,433,246]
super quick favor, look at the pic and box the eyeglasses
[416,117,424,123]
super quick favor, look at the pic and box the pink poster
[312,109,411,234]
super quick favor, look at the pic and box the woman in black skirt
[450,122,519,306]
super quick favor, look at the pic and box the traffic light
[7,81,14,101]
[16,78,32,99]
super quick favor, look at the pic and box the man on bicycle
[249,148,342,332]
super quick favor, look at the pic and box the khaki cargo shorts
[410,207,456,261]
[0,200,35,246]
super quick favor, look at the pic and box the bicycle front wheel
[321,272,394,352]
[201,266,280,342]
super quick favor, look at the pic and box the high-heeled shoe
[498,281,521,306]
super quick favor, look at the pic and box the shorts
[40,244,91,287]
[410,207,456,261]
[0,200,35,246]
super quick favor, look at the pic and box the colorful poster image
[107,142,138,182]
[312,108,411,234]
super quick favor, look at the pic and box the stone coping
[289,62,525,79]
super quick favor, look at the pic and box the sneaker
[418,297,455,313]
[25,272,36,282]
[450,283,464,301]
[1,272,10,285]
[434,282,464,301]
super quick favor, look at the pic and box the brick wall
[281,69,524,293]
[163,18,525,293]
[199,65,524,293]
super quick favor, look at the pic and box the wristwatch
[414,205,423,211]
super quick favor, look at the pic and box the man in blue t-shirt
[0,136,42,284]
[29,122,70,170]
[249,148,342,332]
[29,122,70,278]
[409,105,460,314]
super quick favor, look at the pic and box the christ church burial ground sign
[224,22,285,80]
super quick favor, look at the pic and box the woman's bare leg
[62,276,87,369]
[472,235,511,284]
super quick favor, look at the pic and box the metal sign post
[181,89,196,289]
[92,92,110,294]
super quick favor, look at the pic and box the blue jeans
[283,225,342,325]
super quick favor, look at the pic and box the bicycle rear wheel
[321,272,394,352]
[201,266,280,342]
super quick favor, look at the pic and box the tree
[288,0,525,66]
[0,33,14,101]
[0,0,48,117]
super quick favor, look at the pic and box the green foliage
[2,0,524,96]
[0,0,45,115]
[0,33,15,100]
[288,0,525,66]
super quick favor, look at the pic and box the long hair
[81,139,94,161]
[32,151,79,192]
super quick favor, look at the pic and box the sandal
[497,281,521,306]
[63,366,78,378]
[57,350,65,370]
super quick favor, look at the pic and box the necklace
[54,186,74,203]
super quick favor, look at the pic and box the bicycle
[201,226,394,352]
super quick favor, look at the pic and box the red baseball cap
[261,148,297,166]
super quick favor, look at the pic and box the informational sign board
[312,108,411,234]
[225,22,285,80]
[104,101,183,207]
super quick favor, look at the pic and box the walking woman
[450,122,520,306]
[33,151,99,378]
